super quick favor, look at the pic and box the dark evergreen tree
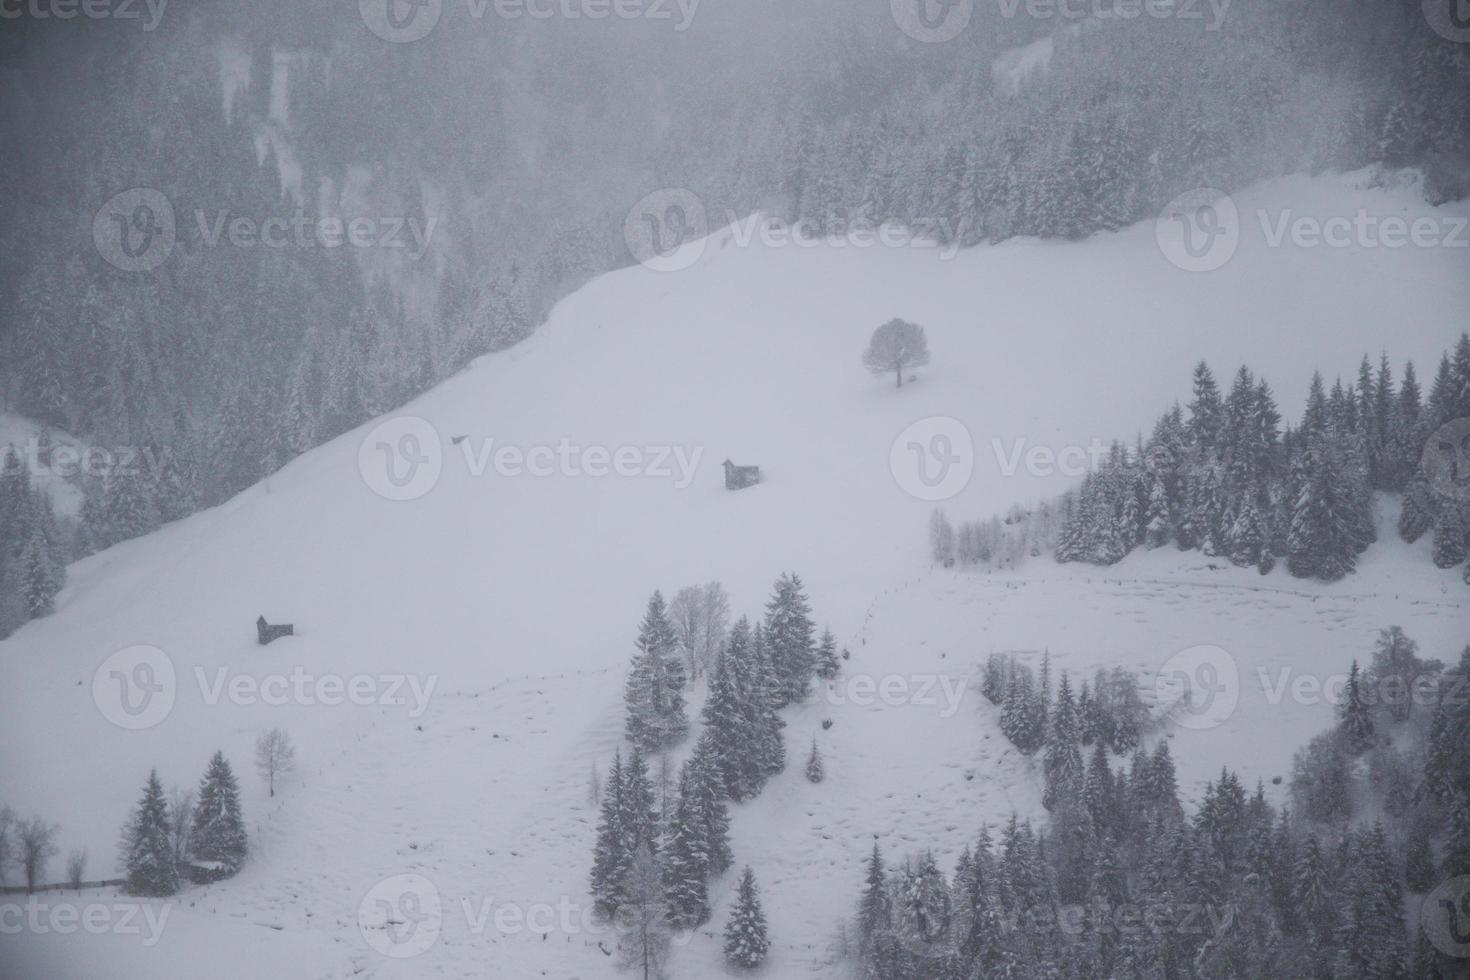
[1337,660,1376,755]
[1042,673,1084,811]
[188,751,247,876]
[815,627,841,680]
[723,867,770,969]
[122,769,179,897]
[805,739,824,784]
[591,751,629,919]
[662,765,711,930]
[764,572,817,705]
[624,591,688,753]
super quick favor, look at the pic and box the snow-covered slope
[2,170,1467,979]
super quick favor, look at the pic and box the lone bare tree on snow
[17,815,59,893]
[66,848,87,891]
[0,807,14,886]
[255,727,297,797]
[863,318,931,388]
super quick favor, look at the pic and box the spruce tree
[624,591,689,753]
[764,572,817,705]
[21,527,59,618]
[1287,444,1359,581]
[815,627,841,679]
[662,765,711,929]
[1445,793,1470,880]
[188,751,247,876]
[1043,673,1084,811]
[591,752,629,919]
[1336,661,1375,755]
[1431,504,1468,570]
[687,733,733,875]
[857,842,891,954]
[621,751,660,857]
[122,769,179,897]
[805,739,824,784]
[723,867,771,969]
[702,624,761,802]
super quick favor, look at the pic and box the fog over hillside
[1,3,1469,979]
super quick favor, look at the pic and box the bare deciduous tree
[255,728,297,798]
[862,318,931,388]
[17,816,59,893]
[168,787,196,868]
[0,806,14,886]
[668,581,730,680]
[65,848,87,891]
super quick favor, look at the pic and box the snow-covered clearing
[1,170,1466,977]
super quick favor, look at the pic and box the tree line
[936,334,1470,583]
[594,572,841,974]
[852,627,1470,979]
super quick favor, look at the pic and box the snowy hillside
[2,170,1468,979]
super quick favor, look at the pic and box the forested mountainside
[0,1,1466,609]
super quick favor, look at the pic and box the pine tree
[662,765,711,930]
[764,572,817,705]
[701,623,763,802]
[1404,819,1436,892]
[815,627,841,679]
[1143,471,1173,549]
[1287,444,1359,581]
[1043,673,1084,811]
[21,526,59,618]
[188,751,247,876]
[857,842,892,954]
[624,591,688,753]
[621,751,660,858]
[1431,504,1468,570]
[805,739,825,784]
[122,769,179,897]
[1337,661,1375,755]
[1445,793,1470,880]
[686,733,732,875]
[723,867,771,969]
[591,751,629,919]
